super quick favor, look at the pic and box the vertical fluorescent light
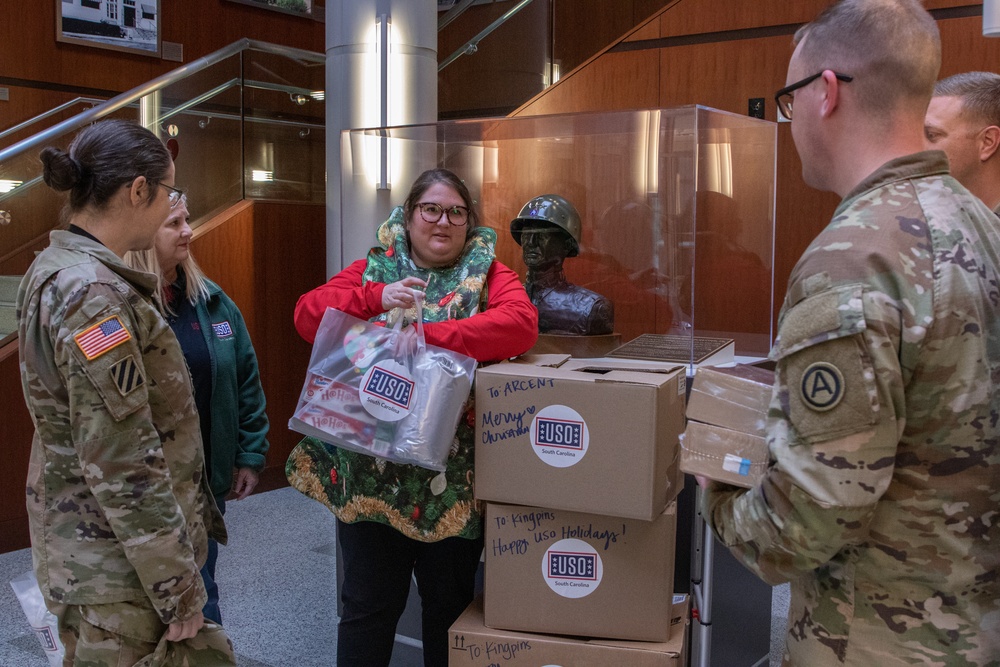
[377,13,391,191]
[647,110,661,194]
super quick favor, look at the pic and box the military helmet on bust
[510,194,582,257]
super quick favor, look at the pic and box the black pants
[336,519,483,667]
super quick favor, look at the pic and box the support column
[325,0,438,277]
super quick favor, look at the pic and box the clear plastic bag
[10,570,64,667]
[289,301,476,471]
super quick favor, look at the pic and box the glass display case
[340,105,777,367]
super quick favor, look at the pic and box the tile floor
[0,487,786,666]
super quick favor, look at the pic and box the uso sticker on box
[543,538,603,598]
[531,405,589,468]
[360,361,415,422]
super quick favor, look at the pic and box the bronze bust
[511,194,614,336]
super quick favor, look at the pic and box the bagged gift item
[289,303,476,471]
[10,570,64,667]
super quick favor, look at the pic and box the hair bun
[40,147,83,192]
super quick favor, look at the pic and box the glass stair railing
[0,39,326,346]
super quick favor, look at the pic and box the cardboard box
[449,595,690,667]
[685,363,774,435]
[680,421,769,488]
[483,502,677,641]
[475,362,686,520]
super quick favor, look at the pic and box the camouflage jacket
[17,230,226,625]
[704,152,1000,666]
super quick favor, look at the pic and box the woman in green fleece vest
[127,196,270,626]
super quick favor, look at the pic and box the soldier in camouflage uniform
[700,2,1000,666]
[924,71,1000,215]
[16,120,234,666]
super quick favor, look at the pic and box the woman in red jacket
[292,168,538,667]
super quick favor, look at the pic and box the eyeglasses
[158,182,186,207]
[774,71,853,120]
[416,202,469,226]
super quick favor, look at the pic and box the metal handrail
[438,0,478,31]
[438,0,535,71]
[0,97,107,142]
[0,38,324,166]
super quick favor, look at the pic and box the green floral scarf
[287,207,496,542]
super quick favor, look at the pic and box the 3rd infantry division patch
[109,355,145,396]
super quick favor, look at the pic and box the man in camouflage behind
[924,71,1000,215]
[699,1,1000,665]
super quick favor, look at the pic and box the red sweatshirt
[294,259,538,362]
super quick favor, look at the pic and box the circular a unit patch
[800,361,845,412]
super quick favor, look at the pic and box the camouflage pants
[48,598,236,667]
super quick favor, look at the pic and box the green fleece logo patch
[801,362,844,412]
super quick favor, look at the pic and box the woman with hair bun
[16,119,234,665]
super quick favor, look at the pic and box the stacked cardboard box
[680,364,774,488]
[452,356,689,660]
[475,360,686,520]
[449,594,690,666]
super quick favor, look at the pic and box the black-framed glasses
[774,71,853,120]
[158,182,186,207]
[416,202,469,226]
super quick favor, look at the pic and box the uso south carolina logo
[542,538,603,598]
[360,361,416,422]
[530,405,590,468]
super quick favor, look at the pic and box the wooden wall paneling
[1,0,324,99]
[654,0,826,38]
[0,86,103,149]
[438,0,551,118]
[0,341,33,553]
[773,128,842,312]
[190,200,258,337]
[252,202,326,491]
[937,15,1000,77]
[552,0,675,75]
[513,49,661,116]
[0,191,65,276]
[172,116,245,222]
[926,0,985,9]
[656,36,793,118]
[0,237,50,278]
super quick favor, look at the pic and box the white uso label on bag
[360,361,416,421]
[542,538,603,598]
[530,405,589,467]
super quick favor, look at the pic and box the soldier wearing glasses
[17,119,234,664]
[294,168,538,666]
[700,1,1000,666]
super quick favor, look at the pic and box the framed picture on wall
[226,0,313,19]
[56,0,162,57]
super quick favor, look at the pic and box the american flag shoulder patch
[212,321,234,338]
[74,315,132,361]
[109,355,145,396]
